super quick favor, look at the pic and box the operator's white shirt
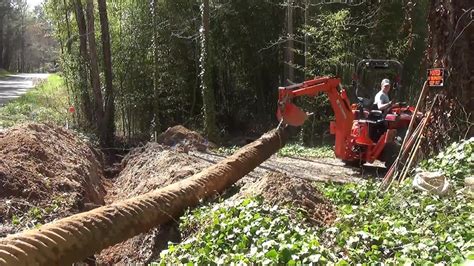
[374,90,390,110]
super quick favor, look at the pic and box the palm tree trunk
[0,128,289,265]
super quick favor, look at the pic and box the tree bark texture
[151,0,161,135]
[63,0,72,54]
[200,0,218,142]
[285,0,294,83]
[2,21,13,70]
[424,0,473,151]
[85,0,105,140]
[97,0,115,146]
[19,11,25,72]
[0,14,4,69]
[74,0,93,128]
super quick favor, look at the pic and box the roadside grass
[0,68,10,77]
[0,74,69,128]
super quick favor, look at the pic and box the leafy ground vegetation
[158,138,473,264]
[214,143,334,159]
[278,144,334,159]
[0,75,69,128]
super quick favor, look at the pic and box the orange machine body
[277,76,418,165]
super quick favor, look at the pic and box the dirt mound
[0,123,105,235]
[238,172,336,226]
[98,142,212,263]
[111,142,212,199]
[157,125,214,152]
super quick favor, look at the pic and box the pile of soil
[0,123,105,236]
[237,172,336,226]
[157,125,214,152]
[111,142,212,199]
[98,142,212,264]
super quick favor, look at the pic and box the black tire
[342,159,366,168]
[381,142,401,169]
[396,128,407,143]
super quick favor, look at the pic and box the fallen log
[0,128,289,265]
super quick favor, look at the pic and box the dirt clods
[238,172,336,226]
[111,142,212,199]
[98,141,212,264]
[0,123,105,235]
[157,125,214,152]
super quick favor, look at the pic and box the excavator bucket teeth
[277,102,308,126]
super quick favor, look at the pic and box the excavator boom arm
[277,77,353,126]
[276,76,354,159]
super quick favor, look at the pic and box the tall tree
[285,0,294,83]
[19,1,26,72]
[73,0,93,127]
[200,0,218,141]
[425,0,473,150]
[63,0,72,54]
[97,0,115,146]
[85,0,105,141]
[0,1,8,69]
[151,0,160,137]
[0,15,4,69]
[2,16,14,70]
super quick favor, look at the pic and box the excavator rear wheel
[382,129,406,168]
[382,142,401,169]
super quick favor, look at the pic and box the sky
[27,0,44,10]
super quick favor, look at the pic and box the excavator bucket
[277,102,308,126]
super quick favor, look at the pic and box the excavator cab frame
[352,59,403,109]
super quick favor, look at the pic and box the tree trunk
[303,0,308,79]
[74,0,93,128]
[97,0,115,146]
[0,128,289,265]
[200,0,218,142]
[0,14,4,69]
[285,0,294,83]
[2,22,13,70]
[63,0,72,54]
[85,0,105,142]
[19,10,25,73]
[151,0,161,137]
[424,0,473,151]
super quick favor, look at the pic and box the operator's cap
[381,78,390,87]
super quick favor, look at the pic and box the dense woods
[0,0,58,72]
[37,0,471,146]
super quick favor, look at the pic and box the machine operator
[374,78,398,111]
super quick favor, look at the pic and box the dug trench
[0,123,373,263]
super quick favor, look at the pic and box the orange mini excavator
[277,59,420,168]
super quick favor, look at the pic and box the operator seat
[356,96,383,121]
[367,101,388,143]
